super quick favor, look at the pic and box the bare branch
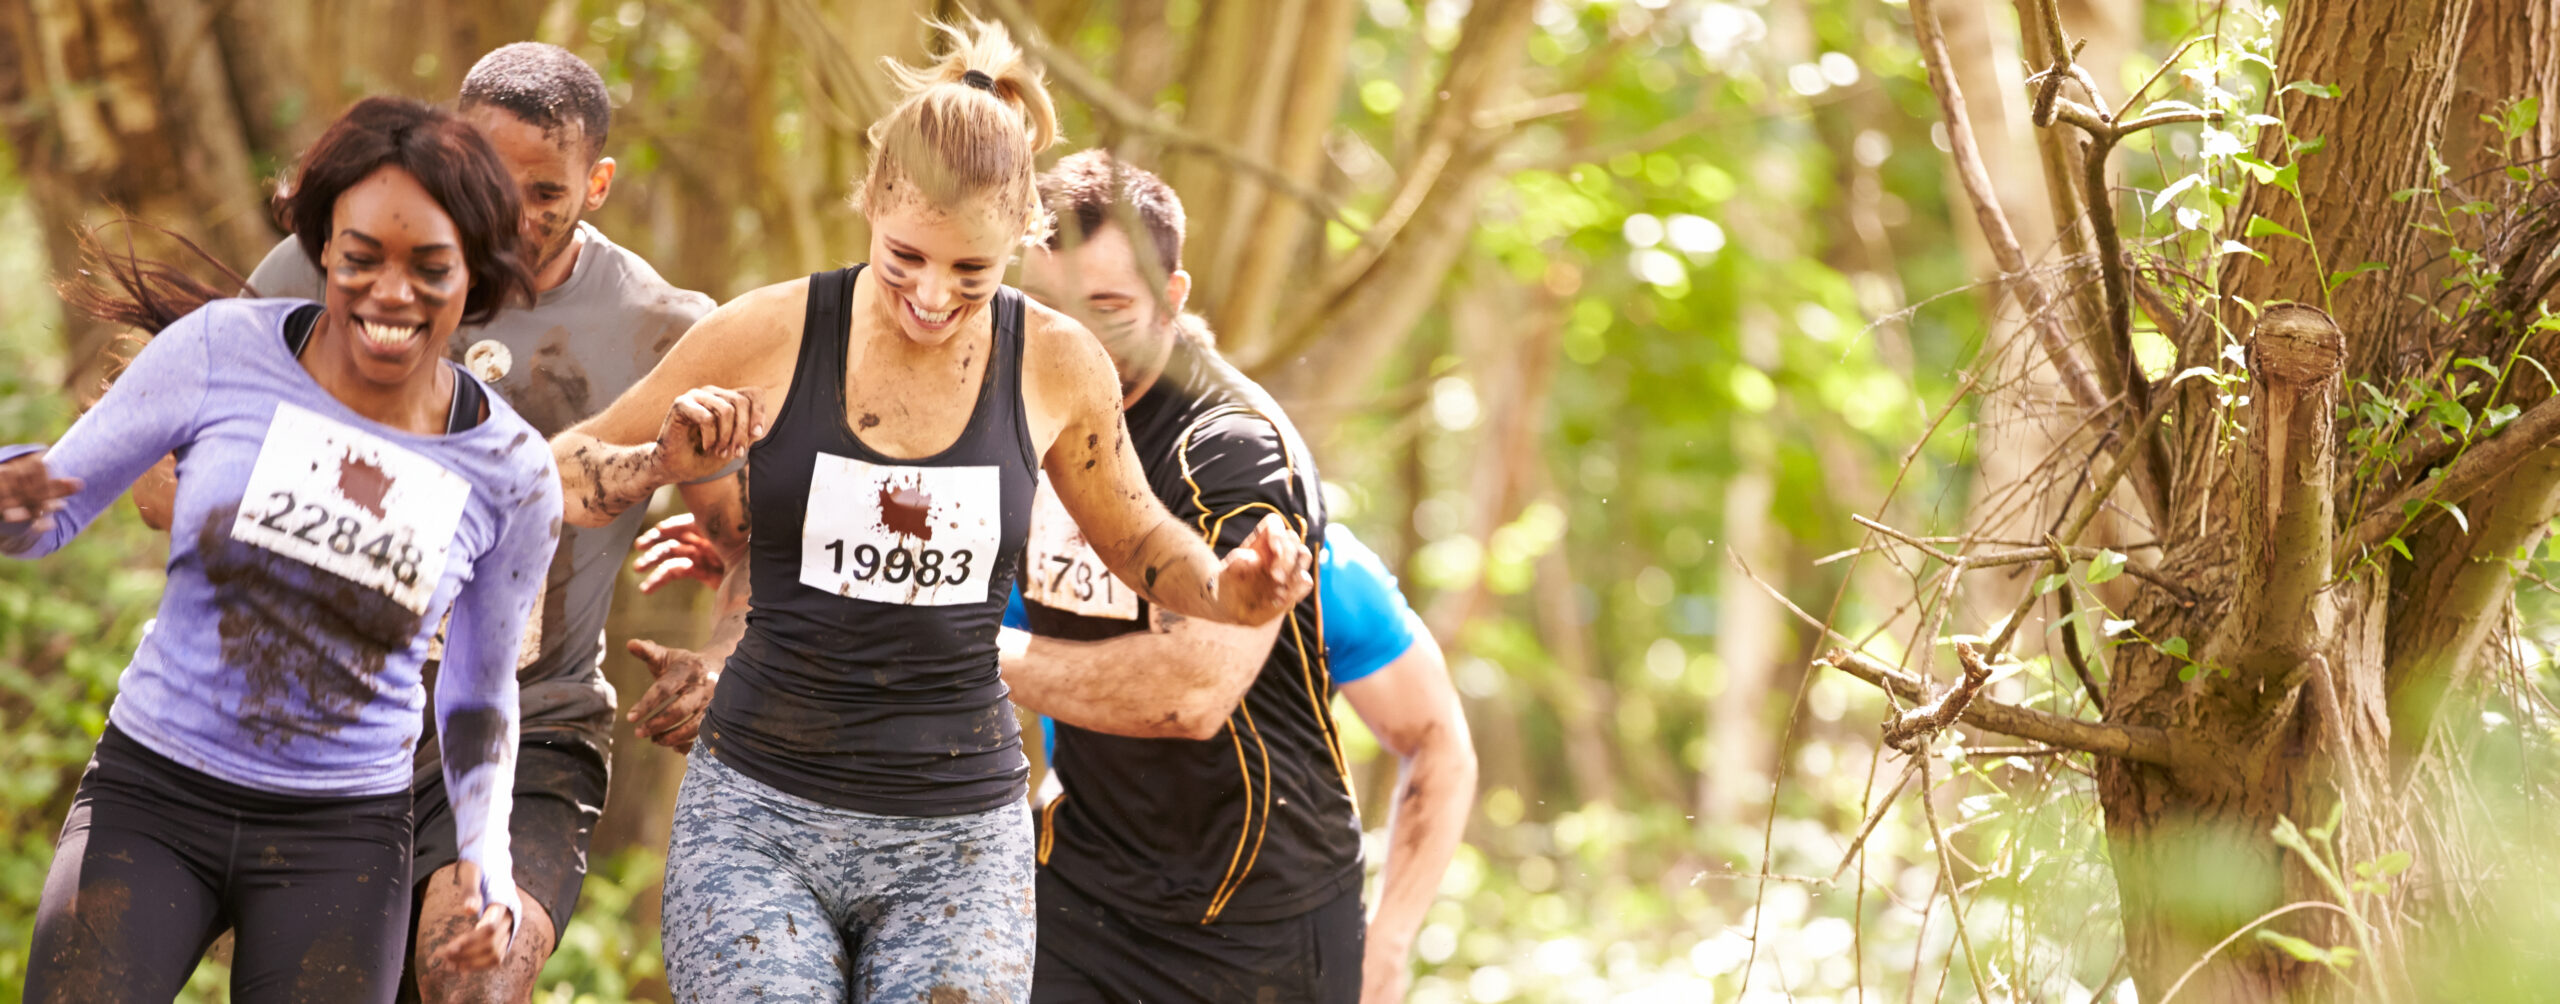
[977,0,1361,232]
[1819,648,2178,766]
[2346,389,2560,558]
[2115,34,2219,121]
[1883,640,1996,754]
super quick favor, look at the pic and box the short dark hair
[281,96,537,326]
[457,42,612,159]
[1038,150,1185,279]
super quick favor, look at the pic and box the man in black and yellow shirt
[1002,152,1477,1004]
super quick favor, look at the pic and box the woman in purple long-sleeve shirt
[0,97,557,1004]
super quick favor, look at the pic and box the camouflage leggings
[661,753,1035,1003]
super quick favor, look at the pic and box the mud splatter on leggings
[661,752,1035,1003]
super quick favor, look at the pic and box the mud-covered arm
[432,466,563,946]
[552,283,798,528]
[1028,311,1309,626]
[1003,606,1279,741]
[1340,628,1476,999]
[1005,410,1314,738]
[2,309,214,556]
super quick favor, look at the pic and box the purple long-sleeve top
[1,298,561,925]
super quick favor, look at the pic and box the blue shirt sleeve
[1319,525,1419,687]
[1004,586,1029,630]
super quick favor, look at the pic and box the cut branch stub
[2221,302,2345,697]
[2249,302,2348,386]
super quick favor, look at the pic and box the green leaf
[2178,663,2201,683]
[2160,636,2190,659]
[2437,499,2471,534]
[2257,931,2346,968]
[2385,536,2414,561]
[2456,200,2497,216]
[2326,262,2387,290]
[2291,135,2327,158]
[2486,403,2521,431]
[2245,214,2309,243]
[2152,173,2206,214]
[2281,80,2341,100]
[2371,850,2413,877]
[2086,549,2127,585]
[2036,572,2070,595]
[2391,187,2432,203]
[2234,154,2282,185]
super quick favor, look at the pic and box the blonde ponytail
[862,14,1061,242]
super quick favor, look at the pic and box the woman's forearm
[552,431,666,528]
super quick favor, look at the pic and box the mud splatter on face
[878,483,934,541]
[336,451,394,520]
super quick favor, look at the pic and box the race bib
[1023,475,1140,620]
[799,455,998,606]
[230,402,471,615]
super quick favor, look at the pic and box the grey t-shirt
[248,223,714,767]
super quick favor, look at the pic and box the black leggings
[26,725,413,1004]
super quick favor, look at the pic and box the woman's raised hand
[0,451,83,535]
[652,386,765,484]
[1213,513,1314,625]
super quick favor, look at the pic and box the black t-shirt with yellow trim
[1022,335,1357,925]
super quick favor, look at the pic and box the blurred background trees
[4,1,2556,1002]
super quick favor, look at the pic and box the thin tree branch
[1819,647,2174,765]
[2345,388,2560,559]
[1909,0,2169,525]
[977,0,1361,232]
[2115,34,2219,121]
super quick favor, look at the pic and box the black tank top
[700,265,1036,816]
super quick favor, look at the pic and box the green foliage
[0,162,171,1004]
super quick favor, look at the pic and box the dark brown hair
[281,95,536,325]
[63,96,534,336]
[1038,149,1186,280]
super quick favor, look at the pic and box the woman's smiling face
[320,165,472,387]
[864,187,1019,346]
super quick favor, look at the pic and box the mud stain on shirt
[199,503,427,747]
[879,484,934,541]
[336,452,394,519]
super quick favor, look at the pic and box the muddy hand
[627,638,718,752]
[1215,513,1313,624]
[429,861,514,972]
[632,512,727,593]
[653,386,764,483]
[0,451,82,535]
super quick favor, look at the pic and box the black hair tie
[961,69,996,92]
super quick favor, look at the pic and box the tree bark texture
[1897,0,2560,998]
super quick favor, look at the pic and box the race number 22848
[230,402,472,614]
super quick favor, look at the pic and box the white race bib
[1023,475,1140,620]
[799,455,999,606]
[230,402,472,615]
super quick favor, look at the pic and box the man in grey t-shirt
[174,44,731,1002]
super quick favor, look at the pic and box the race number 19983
[230,403,472,615]
[800,455,1000,606]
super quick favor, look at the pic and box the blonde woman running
[549,17,1312,1003]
